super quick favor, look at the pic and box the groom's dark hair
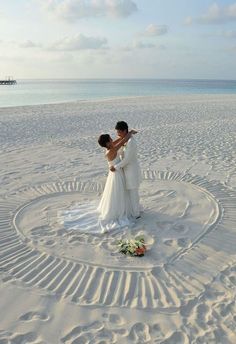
[115,121,128,133]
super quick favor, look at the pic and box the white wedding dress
[58,156,134,234]
[97,156,133,232]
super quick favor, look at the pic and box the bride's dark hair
[98,134,111,148]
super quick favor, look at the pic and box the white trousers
[128,188,140,217]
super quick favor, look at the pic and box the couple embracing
[98,121,142,232]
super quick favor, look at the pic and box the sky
[1,0,236,79]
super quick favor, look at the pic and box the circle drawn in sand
[13,178,220,269]
[0,171,236,310]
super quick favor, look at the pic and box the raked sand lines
[0,171,236,310]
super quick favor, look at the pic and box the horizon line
[13,78,236,82]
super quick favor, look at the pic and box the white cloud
[19,40,41,48]
[143,24,169,36]
[122,40,167,51]
[48,33,108,50]
[0,10,6,19]
[190,2,236,25]
[226,45,236,52]
[199,3,222,24]
[201,29,236,39]
[223,30,236,38]
[132,40,155,49]
[227,3,236,17]
[40,0,137,21]
[45,52,75,63]
[184,16,193,26]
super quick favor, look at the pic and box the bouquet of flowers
[118,236,146,257]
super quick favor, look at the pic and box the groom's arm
[113,139,135,170]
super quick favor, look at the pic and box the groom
[110,121,142,218]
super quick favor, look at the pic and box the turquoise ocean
[1,79,236,107]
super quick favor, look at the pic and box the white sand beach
[0,94,236,343]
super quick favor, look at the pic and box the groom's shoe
[136,215,141,219]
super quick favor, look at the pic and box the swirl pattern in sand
[1,170,235,311]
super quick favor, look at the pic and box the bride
[97,130,137,232]
[58,130,137,234]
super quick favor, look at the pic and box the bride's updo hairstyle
[98,134,111,149]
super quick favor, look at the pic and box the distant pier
[0,76,17,85]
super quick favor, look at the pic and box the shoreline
[1,92,236,110]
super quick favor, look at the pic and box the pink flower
[135,246,146,256]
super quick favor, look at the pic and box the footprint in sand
[161,331,189,344]
[150,323,164,339]
[44,239,56,247]
[102,313,125,326]
[172,223,189,234]
[61,321,105,343]
[177,238,191,248]
[61,317,156,344]
[128,322,151,343]
[19,311,50,322]
[163,239,176,247]
[216,301,235,318]
[30,225,56,238]
[0,331,39,344]
[195,303,211,330]
[163,237,190,248]
[156,221,173,231]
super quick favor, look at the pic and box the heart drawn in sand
[1,171,234,309]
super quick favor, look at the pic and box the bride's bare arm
[113,137,122,145]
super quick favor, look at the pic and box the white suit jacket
[114,137,141,190]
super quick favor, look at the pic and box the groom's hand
[110,166,116,172]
